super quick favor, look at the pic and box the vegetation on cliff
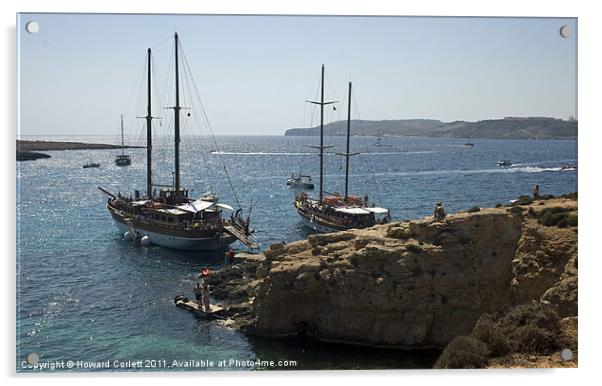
[435,303,576,368]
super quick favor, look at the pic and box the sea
[16,134,577,371]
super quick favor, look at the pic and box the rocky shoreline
[200,194,577,367]
[17,151,52,161]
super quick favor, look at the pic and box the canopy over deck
[335,207,371,215]
[365,207,389,214]
[176,199,215,213]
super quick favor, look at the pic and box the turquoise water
[16,135,577,371]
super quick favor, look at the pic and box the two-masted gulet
[99,33,257,251]
[294,65,391,233]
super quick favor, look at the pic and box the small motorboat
[287,174,314,189]
[83,163,101,168]
[561,163,577,171]
[497,160,513,167]
[200,192,219,202]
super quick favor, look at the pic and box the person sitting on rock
[434,202,447,221]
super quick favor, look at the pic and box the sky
[17,13,577,136]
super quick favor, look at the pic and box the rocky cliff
[207,196,577,350]
[284,117,578,139]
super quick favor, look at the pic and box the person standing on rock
[225,248,235,263]
[193,283,203,306]
[434,202,447,221]
[533,184,540,199]
[203,284,211,313]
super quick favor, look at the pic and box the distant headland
[284,116,578,139]
[16,140,145,161]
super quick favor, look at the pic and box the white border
[3,1,600,385]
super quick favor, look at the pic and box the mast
[145,48,153,198]
[174,32,181,192]
[120,114,125,156]
[344,82,352,200]
[306,65,336,202]
[319,64,325,202]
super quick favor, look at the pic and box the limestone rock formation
[249,209,529,347]
[209,197,577,349]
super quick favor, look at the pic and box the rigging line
[156,45,175,156]
[178,59,200,187]
[180,65,216,195]
[149,35,174,50]
[125,56,148,151]
[324,70,340,111]
[353,91,381,204]
[151,50,167,120]
[178,45,217,195]
[311,71,321,144]
[298,71,321,176]
[178,43,242,210]
[303,70,321,162]
[123,54,147,121]
[128,55,149,157]
[303,70,321,127]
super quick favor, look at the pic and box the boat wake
[367,151,439,155]
[210,151,314,156]
[367,165,576,178]
[503,165,576,173]
[210,150,439,156]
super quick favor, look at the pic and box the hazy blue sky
[18,13,577,136]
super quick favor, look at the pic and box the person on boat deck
[193,283,203,306]
[434,202,447,221]
[202,284,211,312]
[533,185,540,199]
[364,194,369,204]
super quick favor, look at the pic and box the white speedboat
[287,174,314,189]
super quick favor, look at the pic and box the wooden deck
[174,296,225,319]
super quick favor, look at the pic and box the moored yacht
[99,33,257,251]
[294,66,390,233]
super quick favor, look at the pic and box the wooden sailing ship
[294,65,391,233]
[99,33,257,251]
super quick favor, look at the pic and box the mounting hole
[559,25,571,38]
[25,21,39,34]
[26,352,39,365]
[560,348,573,361]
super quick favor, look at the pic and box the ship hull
[111,215,235,251]
[296,208,348,234]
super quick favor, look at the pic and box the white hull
[297,212,339,234]
[113,220,234,251]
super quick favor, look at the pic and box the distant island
[16,140,145,161]
[284,116,578,139]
